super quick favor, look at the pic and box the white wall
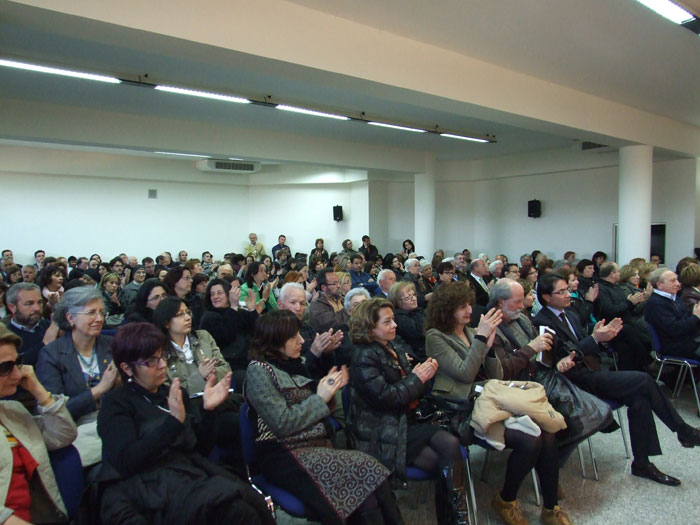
[368,179,415,255]
[435,156,696,267]
[0,145,371,264]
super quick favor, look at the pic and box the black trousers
[568,368,685,461]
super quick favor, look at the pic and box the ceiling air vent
[196,159,261,174]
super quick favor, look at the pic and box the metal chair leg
[577,443,587,479]
[480,449,491,482]
[531,469,541,506]
[655,361,665,384]
[465,456,478,525]
[616,408,631,459]
[587,438,599,481]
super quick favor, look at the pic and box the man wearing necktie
[467,259,490,307]
[534,273,700,487]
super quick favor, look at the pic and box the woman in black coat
[389,281,427,361]
[96,322,272,525]
[347,298,466,524]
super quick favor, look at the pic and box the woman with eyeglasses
[0,325,78,525]
[153,297,231,397]
[390,281,427,362]
[36,287,118,466]
[96,322,272,525]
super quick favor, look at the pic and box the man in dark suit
[534,272,700,486]
[467,259,490,307]
[644,268,700,359]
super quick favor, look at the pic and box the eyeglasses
[401,292,417,301]
[551,289,570,296]
[147,293,168,303]
[0,355,22,376]
[75,309,106,319]
[133,353,170,368]
[174,309,192,318]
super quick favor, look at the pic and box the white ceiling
[0,0,697,165]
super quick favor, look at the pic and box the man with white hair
[244,232,266,258]
[372,269,396,298]
[401,258,431,306]
[489,260,504,280]
[453,253,468,282]
[278,283,343,377]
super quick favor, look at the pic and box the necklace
[76,344,101,388]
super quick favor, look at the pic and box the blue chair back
[49,445,84,519]
[647,323,663,354]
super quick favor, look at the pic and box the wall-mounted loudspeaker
[333,205,343,222]
[528,199,541,218]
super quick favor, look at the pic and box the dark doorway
[650,224,666,263]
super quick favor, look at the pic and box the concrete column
[618,145,653,263]
[414,153,436,257]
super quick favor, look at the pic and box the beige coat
[0,395,78,523]
[470,380,566,447]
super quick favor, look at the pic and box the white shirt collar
[653,289,676,301]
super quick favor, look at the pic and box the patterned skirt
[259,439,390,521]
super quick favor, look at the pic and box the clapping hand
[556,351,577,373]
[592,318,623,343]
[476,308,503,346]
[228,283,241,310]
[168,378,186,422]
[198,357,217,379]
[203,371,232,410]
[412,357,439,384]
[317,366,348,403]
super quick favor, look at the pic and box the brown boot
[541,505,573,525]
[491,493,528,525]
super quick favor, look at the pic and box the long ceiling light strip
[154,85,250,104]
[0,57,495,143]
[276,104,349,120]
[154,151,210,157]
[368,121,426,133]
[635,0,695,23]
[0,58,121,84]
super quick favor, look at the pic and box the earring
[127,377,133,383]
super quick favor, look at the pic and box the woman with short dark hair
[246,310,401,524]
[240,262,277,313]
[97,322,272,525]
[162,266,204,329]
[124,278,171,325]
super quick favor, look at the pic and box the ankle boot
[441,462,469,525]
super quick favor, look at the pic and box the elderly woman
[36,287,119,466]
[335,271,352,299]
[240,262,277,313]
[679,264,700,308]
[575,258,596,296]
[426,282,571,525]
[246,310,401,525]
[347,298,466,524]
[402,258,431,307]
[124,278,170,325]
[0,326,78,525]
[162,266,204,329]
[390,281,427,361]
[96,323,271,524]
[419,259,436,293]
[200,279,259,388]
[153,297,231,397]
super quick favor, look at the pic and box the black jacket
[347,341,426,480]
[644,292,700,359]
[394,308,426,361]
[199,307,258,370]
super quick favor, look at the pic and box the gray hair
[344,287,371,311]
[6,282,41,306]
[478,253,490,262]
[469,259,483,273]
[488,260,504,273]
[405,258,419,270]
[377,269,396,283]
[52,287,105,331]
[552,259,570,272]
[442,257,455,263]
[279,282,305,304]
[520,253,531,264]
[649,267,673,288]
[419,259,432,270]
[488,278,518,309]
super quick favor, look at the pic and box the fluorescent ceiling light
[636,0,695,23]
[275,104,349,120]
[0,58,121,83]
[440,133,490,143]
[367,121,427,133]
[154,85,250,104]
[229,157,244,160]
[154,151,210,158]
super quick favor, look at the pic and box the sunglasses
[0,355,22,377]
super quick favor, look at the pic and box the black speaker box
[333,205,343,222]
[528,199,541,218]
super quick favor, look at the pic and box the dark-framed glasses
[133,352,170,368]
[0,355,22,376]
